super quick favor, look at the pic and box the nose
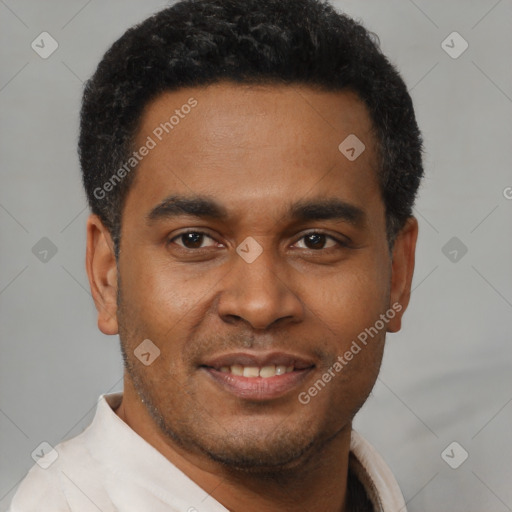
[217,243,304,331]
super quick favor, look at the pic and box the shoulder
[8,431,105,512]
[8,394,123,512]
[8,458,71,512]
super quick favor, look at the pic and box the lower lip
[202,367,314,401]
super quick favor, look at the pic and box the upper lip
[201,351,316,370]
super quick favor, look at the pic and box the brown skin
[86,83,418,512]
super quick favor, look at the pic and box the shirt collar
[86,392,406,512]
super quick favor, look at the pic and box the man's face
[109,83,408,470]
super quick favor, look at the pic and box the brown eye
[295,232,341,250]
[305,233,327,250]
[170,231,217,249]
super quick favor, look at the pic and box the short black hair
[79,0,423,256]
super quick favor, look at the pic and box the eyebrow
[289,197,366,226]
[146,194,366,226]
[147,195,229,222]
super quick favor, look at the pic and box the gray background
[1,0,511,510]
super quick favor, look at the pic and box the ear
[85,214,119,335]
[386,216,418,333]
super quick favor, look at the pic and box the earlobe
[85,214,119,335]
[386,217,418,333]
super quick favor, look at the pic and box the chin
[199,436,318,473]
[163,415,332,474]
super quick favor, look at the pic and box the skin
[86,82,418,512]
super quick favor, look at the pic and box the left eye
[294,232,342,250]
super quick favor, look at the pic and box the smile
[218,364,294,378]
[200,351,315,400]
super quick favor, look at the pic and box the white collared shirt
[9,392,407,512]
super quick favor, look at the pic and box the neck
[115,380,352,512]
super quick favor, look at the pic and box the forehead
[136,82,377,154]
[125,82,382,224]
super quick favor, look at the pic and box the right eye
[168,231,221,250]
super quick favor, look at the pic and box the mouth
[199,352,315,401]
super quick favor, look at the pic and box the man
[10,0,423,510]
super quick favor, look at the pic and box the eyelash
[168,230,350,251]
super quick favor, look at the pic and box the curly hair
[79,0,423,256]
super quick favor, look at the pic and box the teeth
[231,364,244,376]
[243,366,260,377]
[275,365,287,375]
[259,365,276,378]
[218,364,295,378]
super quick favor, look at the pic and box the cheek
[117,253,223,375]
[120,249,206,322]
[306,254,390,337]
